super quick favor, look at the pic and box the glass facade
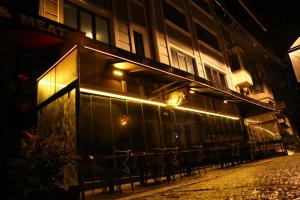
[37,48,77,105]
[36,46,283,190]
[78,93,244,155]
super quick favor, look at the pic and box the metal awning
[82,42,276,115]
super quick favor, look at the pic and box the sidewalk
[83,155,287,200]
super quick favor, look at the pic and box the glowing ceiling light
[113,70,123,76]
[189,90,195,94]
[80,88,240,120]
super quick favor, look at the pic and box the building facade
[1,0,295,195]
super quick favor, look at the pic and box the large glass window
[80,10,93,39]
[195,23,220,51]
[79,94,93,154]
[111,99,130,150]
[162,1,188,30]
[205,65,227,87]
[95,16,110,43]
[171,48,196,74]
[143,104,161,150]
[92,96,113,154]
[64,2,77,29]
[174,110,187,148]
[160,107,176,148]
[128,101,145,151]
[63,1,110,43]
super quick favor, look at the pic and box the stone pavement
[118,154,300,200]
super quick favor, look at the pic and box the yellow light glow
[113,70,123,76]
[223,100,228,104]
[166,91,185,108]
[113,62,127,70]
[37,45,78,81]
[80,88,240,120]
[120,115,129,126]
[189,90,195,94]
[85,32,93,39]
[38,80,66,88]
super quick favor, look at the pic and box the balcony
[232,69,253,88]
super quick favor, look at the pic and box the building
[1,0,295,196]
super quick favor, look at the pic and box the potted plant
[9,132,79,200]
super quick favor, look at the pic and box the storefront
[36,44,283,189]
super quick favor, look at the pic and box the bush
[9,133,79,196]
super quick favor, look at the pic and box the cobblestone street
[132,154,300,200]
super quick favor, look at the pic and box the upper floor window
[195,23,220,51]
[205,65,227,87]
[133,31,145,57]
[162,1,188,31]
[63,1,110,44]
[228,53,241,72]
[192,0,210,14]
[171,48,196,74]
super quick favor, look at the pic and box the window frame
[162,0,189,32]
[171,47,197,75]
[204,65,227,87]
[63,1,110,44]
[194,21,220,51]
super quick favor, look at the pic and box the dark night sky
[217,0,300,58]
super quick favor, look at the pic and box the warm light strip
[37,45,78,81]
[80,88,240,120]
[80,88,165,107]
[83,46,276,111]
[175,106,239,120]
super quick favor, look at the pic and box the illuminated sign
[166,91,185,108]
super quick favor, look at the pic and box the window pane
[171,48,179,68]
[95,16,109,43]
[219,73,227,87]
[212,70,219,84]
[228,54,241,71]
[174,110,187,148]
[80,11,93,39]
[163,1,188,30]
[64,2,77,29]
[205,66,213,81]
[177,53,187,71]
[130,1,145,26]
[79,94,93,154]
[111,99,130,150]
[92,96,113,155]
[128,101,145,151]
[186,57,195,74]
[133,31,145,57]
[195,23,220,50]
[142,104,161,150]
[160,107,176,148]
